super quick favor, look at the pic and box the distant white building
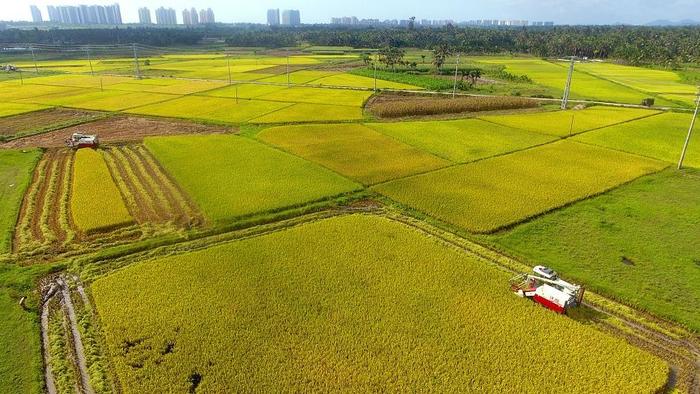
[267,9,280,26]
[155,7,176,25]
[30,5,43,23]
[138,7,151,24]
[281,9,300,26]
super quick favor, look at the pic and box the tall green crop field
[0,149,41,253]
[144,135,360,223]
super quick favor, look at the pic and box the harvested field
[102,145,202,227]
[1,116,233,149]
[369,94,539,118]
[13,148,76,254]
[0,108,104,141]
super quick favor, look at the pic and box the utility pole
[30,46,39,74]
[561,56,575,110]
[86,46,94,76]
[19,69,23,85]
[678,90,699,170]
[373,53,377,93]
[452,54,460,98]
[227,55,232,85]
[132,43,141,80]
[286,55,290,87]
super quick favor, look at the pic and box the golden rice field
[373,140,668,233]
[90,214,668,393]
[365,118,556,162]
[258,124,450,184]
[480,106,660,136]
[70,149,133,233]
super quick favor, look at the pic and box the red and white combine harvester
[66,133,99,149]
[509,266,584,314]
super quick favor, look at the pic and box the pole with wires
[227,55,232,85]
[452,54,460,99]
[286,55,290,87]
[373,53,378,93]
[19,69,23,85]
[30,46,39,74]
[678,90,700,170]
[132,43,141,79]
[561,56,575,109]
[86,46,94,76]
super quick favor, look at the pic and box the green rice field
[0,149,41,253]
[144,134,360,223]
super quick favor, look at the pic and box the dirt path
[1,115,234,149]
[57,277,94,394]
[40,291,58,394]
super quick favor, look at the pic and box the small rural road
[57,277,95,394]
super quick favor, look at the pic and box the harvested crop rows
[102,145,202,227]
[14,148,75,254]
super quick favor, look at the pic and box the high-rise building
[198,8,214,24]
[138,7,151,24]
[190,7,199,24]
[30,6,43,23]
[155,7,176,25]
[281,9,300,26]
[267,9,280,26]
[182,8,192,25]
[44,4,121,25]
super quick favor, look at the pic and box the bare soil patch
[1,115,235,149]
[0,108,104,140]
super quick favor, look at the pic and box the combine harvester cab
[67,133,99,149]
[510,266,584,314]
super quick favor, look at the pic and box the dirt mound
[1,115,235,149]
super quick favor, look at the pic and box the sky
[2,0,698,25]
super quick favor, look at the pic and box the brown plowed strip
[134,145,204,227]
[103,148,156,223]
[13,153,48,252]
[123,146,178,221]
[1,115,235,149]
[30,150,56,244]
[47,149,71,246]
[129,146,184,224]
[114,147,167,222]
[0,108,103,138]
[120,146,173,222]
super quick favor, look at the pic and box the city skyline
[4,0,700,26]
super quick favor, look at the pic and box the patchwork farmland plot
[0,149,41,254]
[70,149,134,234]
[487,168,700,331]
[374,141,667,233]
[471,57,676,106]
[127,96,292,124]
[144,135,361,223]
[256,87,373,106]
[200,84,288,99]
[250,103,365,123]
[575,112,700,167]
[0,108,104,142]
[480,106,660,137]
[21,89,177,112]
[574,62,697,95]
[258,124,450,184]
[314,73,420,89]
[91,214,668,393]
[0,102,50,118]
[366,118,556,162]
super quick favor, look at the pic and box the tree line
[1,25,699,65]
